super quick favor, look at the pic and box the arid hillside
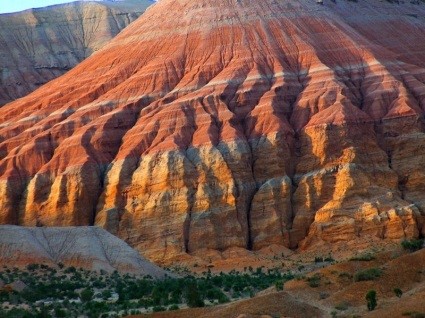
[0,0,425,264]
[0,225,168,276]
[0,0,154,106]
[132,247,425,318]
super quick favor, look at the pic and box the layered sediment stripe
[1,0,425,263]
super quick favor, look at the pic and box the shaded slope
[133,291,324,318]
[0,225,168,276]
[0,0,425,263]
[0,0,154,106]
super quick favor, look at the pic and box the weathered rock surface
[0,225,168,276]
[1,0,425,263]
[0,0,154,106]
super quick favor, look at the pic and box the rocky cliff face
[0,225,168,275]
[1,0,425,263]
[0,0,154,106]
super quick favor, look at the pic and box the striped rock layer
[1,0,425,262]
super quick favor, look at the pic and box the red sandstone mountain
[0,0,154,106]
[1,0,425,264]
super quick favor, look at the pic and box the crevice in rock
[335,61,367,110]
[245,140,256,251]
[182,183,195,253]
[180,104,198,254]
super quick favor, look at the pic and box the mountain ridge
[0,0,425,263]
[0,0,155,106]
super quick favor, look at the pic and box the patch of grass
[306,274,321,288]
[354,268,382,282]
[334,301,349,311]
[338,272,352,279]
[350,253,375,261]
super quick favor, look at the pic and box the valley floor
[135,244,425,318]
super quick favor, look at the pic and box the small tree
[186,281,204,308]
[27,264,39,271]
[80,288,94,302]
[366,290,377,311]
[393,288,403,298]
[54,307,67,317]
[275,280,284,291]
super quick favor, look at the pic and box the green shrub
[275,280,284,291]
[26,264,39,271]
[324,255,335,262]
[168,304,179,311]
[354,268,382,282]
[101,289,112,300]
[64,266,76,274]
[366,290,377,311]
[394,288,403,298]
[152,306,166,312]
[401,239,424,252]
[350,253,375,261]
[306,274,321,288]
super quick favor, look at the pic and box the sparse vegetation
[0,264,294,318]
[335,301,349,311]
